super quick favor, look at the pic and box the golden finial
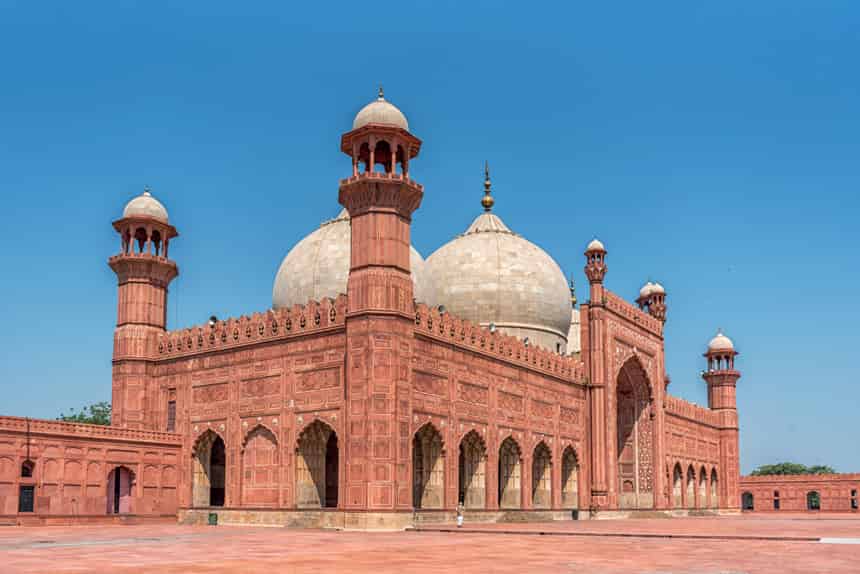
[569,275,577,306]
[481,161,494,212]
[378,85,384,100]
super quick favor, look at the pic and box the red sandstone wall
[0,416,181,519]
[739,474,860,512]
[663,396,722,508]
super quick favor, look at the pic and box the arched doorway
[710,468,718,508]
[458,431,486,509]
[685,466,696,508]
[616,357,654,509]
[742,491,754,510]
[241,426,279,507]
[296,420,339,508]
[672,463,683,508]
[698,466,708,508]
[561,446,579,509]
[531,442,552,509]
[192,431,226,507]
[413,424,444,509]
[498,437,522,509]
[107,466,134,514]
[807,491,821,511]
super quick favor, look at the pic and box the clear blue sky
[1,2,857,474]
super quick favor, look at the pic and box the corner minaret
[339,91,423,517]
[584,238,607,299]
[108,188,178,429]
[702,329,741,510]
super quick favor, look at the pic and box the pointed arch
[498,437,522,509]
[698,465,708,508]
[241,425,279,507]
[616,355,655,509]
[296,420,338,508]
[672,463,683,508]
[192,429,226,507]
[413,423,444,509]
[531,441,552,509]
[458,430,487,509]
[561,446,580,509]
[710,468,719,508]
[685,465,696,509]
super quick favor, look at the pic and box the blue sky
[1,2,857,474]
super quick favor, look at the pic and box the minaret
[339,90,423,515]
[582,238,608,510]
[702,329,741,510]
[108,188,178,429]
[636,281,667,323]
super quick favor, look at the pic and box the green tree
[750,462,836,476]
[58,401,111,426]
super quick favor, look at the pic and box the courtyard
[1,515,858,573]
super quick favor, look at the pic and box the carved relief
[240,375,281,399]
[498,391,524,413]
[296,366,341,392]
[193,383,228,404]
[413,371,447,397]
[458,382,488,405]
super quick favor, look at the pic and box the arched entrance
[699,466,708,508]
[296,420,339,508]
[685,466,695,508]
[561,446,579,509]
[458,430,486,509]
[107,466,134,514]
[413,424,444,509]
[192,431,226,507]
[807,491,821,511]
[241,426,279,507]
[742,491,754,510]
[531,442,552,509]
[498,437,522,509]
[672,463,683,508]
[616,357,654,509]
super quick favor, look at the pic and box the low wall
[739,473,860,512]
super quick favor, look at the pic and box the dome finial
[143,184,152,197]
[481,161,494,212]
[378,85,384,100]
[569,274,577,307]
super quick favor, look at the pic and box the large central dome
[273,209,435,309]
[425,206,572,353]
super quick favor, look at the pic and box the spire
[481,161,494,212]
[377,85,384,100]
[569,275,577,307]
[143,185,152,197]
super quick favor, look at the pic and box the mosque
[0,91,742,527]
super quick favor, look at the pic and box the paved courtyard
[1,514,858,573]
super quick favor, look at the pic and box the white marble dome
[123,190,168,223]
[425,212,571,352]
[353,90,409,131]
[708,330,735,352]
[639,282,656,298]
[586,238,605,252]
[272,209,434,309]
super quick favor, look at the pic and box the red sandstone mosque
[1,91,754,527]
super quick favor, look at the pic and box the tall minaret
[339,90,423,514]
[583,238,609,510]
[108,188,178,429]
[702,330,741,510]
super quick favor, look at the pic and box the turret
[584,238,607,303]
[108,188,178,429]
[636,281,667,323]
[702,329,740,412]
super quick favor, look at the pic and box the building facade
[1,92,742,527]
[739,474,860,513]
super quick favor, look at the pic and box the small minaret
[636,281,667,323]
[108,188,178,429]
[584,238,607,300]
[702,329,741,510]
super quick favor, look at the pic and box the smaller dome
[586,238,606,252]
[123,189,168,223]
[652,282,665,294]
[639,282,656,298]
[353,89,409,131]
[708,330,734,352]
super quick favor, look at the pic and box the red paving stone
[1,515,859,573]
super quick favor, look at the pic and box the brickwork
[739,473,860,512]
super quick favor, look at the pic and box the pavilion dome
[586,238,605,252]
[352,89,409,131]
[123,189,168,223]
[639,282,656,298]
[272,209,434,309]
[708,330,735,352]
[425,211,572,353]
